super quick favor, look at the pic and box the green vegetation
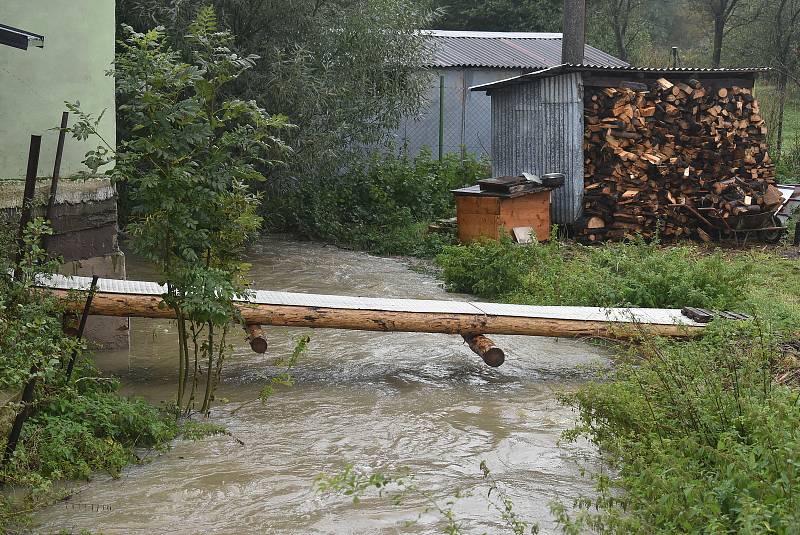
[72,9,288,415]
[438,236,800,531]
[439,236,746,308]
[117,0,435,213]
[554,325,800,533]
[0,220,177,532]
[267,149,489,256]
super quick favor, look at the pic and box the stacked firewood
[579,78,782,242]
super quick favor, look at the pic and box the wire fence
[391,78,493,162]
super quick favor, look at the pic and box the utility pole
[561,0,586,64]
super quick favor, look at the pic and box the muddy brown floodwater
[34,236,608,535]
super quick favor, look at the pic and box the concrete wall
[1,3,125,349]
[1,178,129,349]
[388,67,525,161]
[0,1,116,180]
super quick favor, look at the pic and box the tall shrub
[117,0,435,198]
[72,9,288,414]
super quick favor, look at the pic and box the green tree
[72,8,289,414]
[429,0,562,32]
[116,0,434,216]
[765,0,800,159]
[587,0,645,62]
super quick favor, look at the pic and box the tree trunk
[562,0,586,64]
[712,15,724,67]
[610,0,629,62]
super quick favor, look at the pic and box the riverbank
[434,236,800,531]
[7,232,800,533]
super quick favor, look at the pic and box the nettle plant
[71,8,290,415]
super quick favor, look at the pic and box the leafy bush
[117,0,436,201]
[554,324,800,533]
[436,235,552,296]
[0,219,178,530]
[776,133,800,184]
[11,368,177,482]
[268,149,489,256]
[438,236,750,310]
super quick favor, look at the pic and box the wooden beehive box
[452,185,552,243]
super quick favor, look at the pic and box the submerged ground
[33,236,609,534]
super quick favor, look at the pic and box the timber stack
[579,78,782,242]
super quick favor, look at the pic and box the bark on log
[462,334,505,367]
[245,324,268,354]
[561,0,586,64]
[47,290,703,340]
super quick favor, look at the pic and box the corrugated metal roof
[470,63,770,91]
[422,30,628,69]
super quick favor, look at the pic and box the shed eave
[470,64,772,92]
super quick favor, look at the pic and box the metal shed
[388,32,627,160]
[471,64,767,225]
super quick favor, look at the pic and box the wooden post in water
[245,324,268,354]
[462,334,505,367]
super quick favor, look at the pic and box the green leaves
[269,149,489,256]
[66,9,291,414]
[437,237,752,311]
[555,326,800,533]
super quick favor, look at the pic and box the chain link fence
[390,75,493,162]
[756,82,799,182]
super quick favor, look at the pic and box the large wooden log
[462,334,505,367]
[48,290,703,339]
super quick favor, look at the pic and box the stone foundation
[1,177,129,349]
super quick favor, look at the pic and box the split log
[461,334,505,367]
[47,290,703,340]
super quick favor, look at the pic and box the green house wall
[0,1,116,180]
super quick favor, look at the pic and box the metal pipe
[46,112,69,223]
[561,0,586,64]
[13,135,42,278]
[2,135,43,472]
[438,75,445,160]
[65,275,100,380]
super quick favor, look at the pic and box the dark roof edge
[0,23,44,50]
[470,64,771,92]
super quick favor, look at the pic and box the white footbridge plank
[38,274,702,327]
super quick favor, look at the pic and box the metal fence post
[438,75,445,160]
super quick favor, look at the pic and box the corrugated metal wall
[490,72,584,224]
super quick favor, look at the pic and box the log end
[245,324,268,354]
[462,333,506,367]
[249,336,268,354]
[481,347,505,367]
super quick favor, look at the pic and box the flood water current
[34,236,609,534]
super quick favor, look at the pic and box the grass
[437,235,800,330]
[437,236,800,531]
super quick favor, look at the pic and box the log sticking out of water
[245,324,268,354]
[462,334,505,367]
[47,289,703,340]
